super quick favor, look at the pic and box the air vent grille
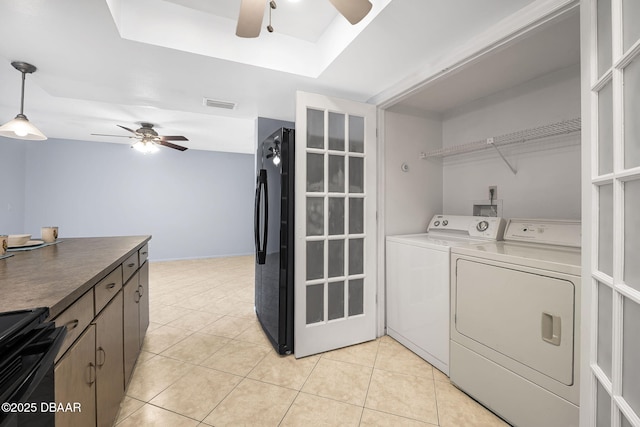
[203,98,236,110]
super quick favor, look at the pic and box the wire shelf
[423,118,581,158]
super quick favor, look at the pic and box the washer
[386,215,506,375]
[450,219,581,427]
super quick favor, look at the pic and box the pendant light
[0,61,47,140]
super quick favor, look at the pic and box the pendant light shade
[0,62,47,141]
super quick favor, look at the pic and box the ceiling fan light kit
[236,0,373,38]
[92,122,189,153]
[0,61,47,141]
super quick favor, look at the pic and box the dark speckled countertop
[0,236,151,318]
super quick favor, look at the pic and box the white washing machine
[386,215,506,375]
[450,219,581,427]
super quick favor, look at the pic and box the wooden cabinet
[94,292,124,427]
[47,239,150,427]
[138,260,150,346]
[55,325,97,427]
[123,259,149,384]
[123,271,140,384]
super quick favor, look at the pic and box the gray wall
[442,65,581,220]
[384,111,443,236]
[1,136,254,261]
[0,138,27,233]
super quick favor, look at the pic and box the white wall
[384,110,443,235]
[442,64,581,220]
[2,137,255,261]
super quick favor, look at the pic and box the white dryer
[450,219,581,427]
[386,215,506,375]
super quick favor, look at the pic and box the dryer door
[455,259,575,385]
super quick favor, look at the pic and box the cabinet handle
[141,251,148,255]
[96,347,106,367]
[137,284,144,297]
[65,319,79,331]
[127,263,135,268]
[106,283,116,289]
[134,290,140,303]
[87,363,96,386]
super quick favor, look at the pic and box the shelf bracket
[488,138,517,175]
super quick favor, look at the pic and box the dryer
[450,219,581,427]
[386,215,505,375]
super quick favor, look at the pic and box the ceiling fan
[92,123,189,152]
[236,0,373,38]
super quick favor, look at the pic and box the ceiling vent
[203,97,236,110]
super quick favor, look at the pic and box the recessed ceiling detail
[105,0,393,77]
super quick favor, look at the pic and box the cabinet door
[138,261,149,348]
[55,325,96,427]
[123,272,140,385]
[94,291,124,427]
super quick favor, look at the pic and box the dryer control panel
[427,215,506,240]
[504,219,581,247]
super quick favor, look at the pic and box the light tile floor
[115,256,510,427]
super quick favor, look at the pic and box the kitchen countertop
[0,236,151,318]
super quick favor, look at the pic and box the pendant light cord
[19,71,26,117]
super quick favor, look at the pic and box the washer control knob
[434,221,440,226]
[442,220,448,226]
[476,220,489,232]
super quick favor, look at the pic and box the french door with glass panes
[294,91,377,358]
[585,0,640,426]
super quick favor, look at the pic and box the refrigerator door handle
[255,169,268,265]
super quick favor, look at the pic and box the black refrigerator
[254,127,294,355]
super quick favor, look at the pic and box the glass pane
[623,298,640,415]
[328,281,345,321]
[328,197,345,236]
[599,82,614,175]
[349,157,364,193]
[349,198,364,234]
[597,381,611,427]
[307,153,324,192]
[329,155,345,193]
[306,241,324,280]
[597,0,612,77]
[597,282,613,379]
[306,198,324,236]
[329,112,345,151]
[349,238,364,275]
[306,284,324,324]
[349,115,365,153]
[625,179,640,291]
[328,240,344,278]
[349,279,364,316]
[624,56,640,169]
[623,0,640,52]
[599,184,614,276]
[307,109,324,149]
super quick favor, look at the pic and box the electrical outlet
[489,186,497,200]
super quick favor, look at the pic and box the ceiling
[0,0,566,154]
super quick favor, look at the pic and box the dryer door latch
[541,312,561,346]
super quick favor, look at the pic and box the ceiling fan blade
[91,133,133,138]
[236,0,265,38]
[329,0,372,25]
[159,135,189,141]
[117,125,138,134]
[159,140,188,151]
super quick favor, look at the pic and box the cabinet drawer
[54,289,95,362]
[122,252,139,283]
[95,266,123,314]
[139,244,149,265]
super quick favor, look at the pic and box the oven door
[0,322,66,427]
